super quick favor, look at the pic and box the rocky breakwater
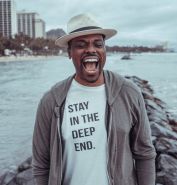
[0,75,177,185]
[126,76,177,185]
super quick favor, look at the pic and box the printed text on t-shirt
[67,101,100,152]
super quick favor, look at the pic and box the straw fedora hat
[55,13,117,47]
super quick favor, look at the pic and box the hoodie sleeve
[32,98,51,185]
[130,92,156,185]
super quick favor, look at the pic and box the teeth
[83,58,98,63]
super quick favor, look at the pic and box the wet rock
[15,168,35,185]
[18,157,32,172]
[156,154,177,185]
[142,90,154,100]
[154,97,166,110]
[155,137,177,158]
[0,171,16,185]
[146,99,162,111]
[148,112,169,128]
[165,112,177,133]
[0,163,34,185]
[126,75,154,94]
[150,122,177,140]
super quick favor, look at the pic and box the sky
[15,0,177,50]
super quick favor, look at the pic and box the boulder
[150,122,177,140]
[156,154,177,185]
[0,171,16,185]
[15,168,35,185]
[18,157,32,172]
[155,137,177,158]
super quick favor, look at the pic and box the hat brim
[55,28,117,47]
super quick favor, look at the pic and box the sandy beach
[0,55,61,62]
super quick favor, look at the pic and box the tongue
[84,62,96,71]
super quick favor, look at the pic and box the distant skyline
[15,0,177,50]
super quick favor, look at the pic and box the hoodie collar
[51,75,74,107]
[104,70,125,105]
[51,70,125,107]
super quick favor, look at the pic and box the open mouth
[82,57,99,73]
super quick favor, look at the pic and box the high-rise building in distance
[17,10,46,38]
[0,0,17,38]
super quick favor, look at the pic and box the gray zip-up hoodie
[32,70,156,185]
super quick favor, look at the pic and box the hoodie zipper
[57,117,63,185]
[106,103,113,185]
[55,104,64,185]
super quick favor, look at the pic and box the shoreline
[0,55,65,63]
[0,52,176,63]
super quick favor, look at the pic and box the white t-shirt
[61,80,108,185]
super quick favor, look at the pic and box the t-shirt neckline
[72,79,105,91]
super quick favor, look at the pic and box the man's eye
[73,42,86,48]
[95,42,104,48]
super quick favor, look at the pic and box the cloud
[15,0,177,49]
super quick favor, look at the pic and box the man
[32,13,156,185]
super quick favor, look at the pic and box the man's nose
[85,44,96,53]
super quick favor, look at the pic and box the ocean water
[0,53,177,174]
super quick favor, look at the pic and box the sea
[0,52,177,174]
